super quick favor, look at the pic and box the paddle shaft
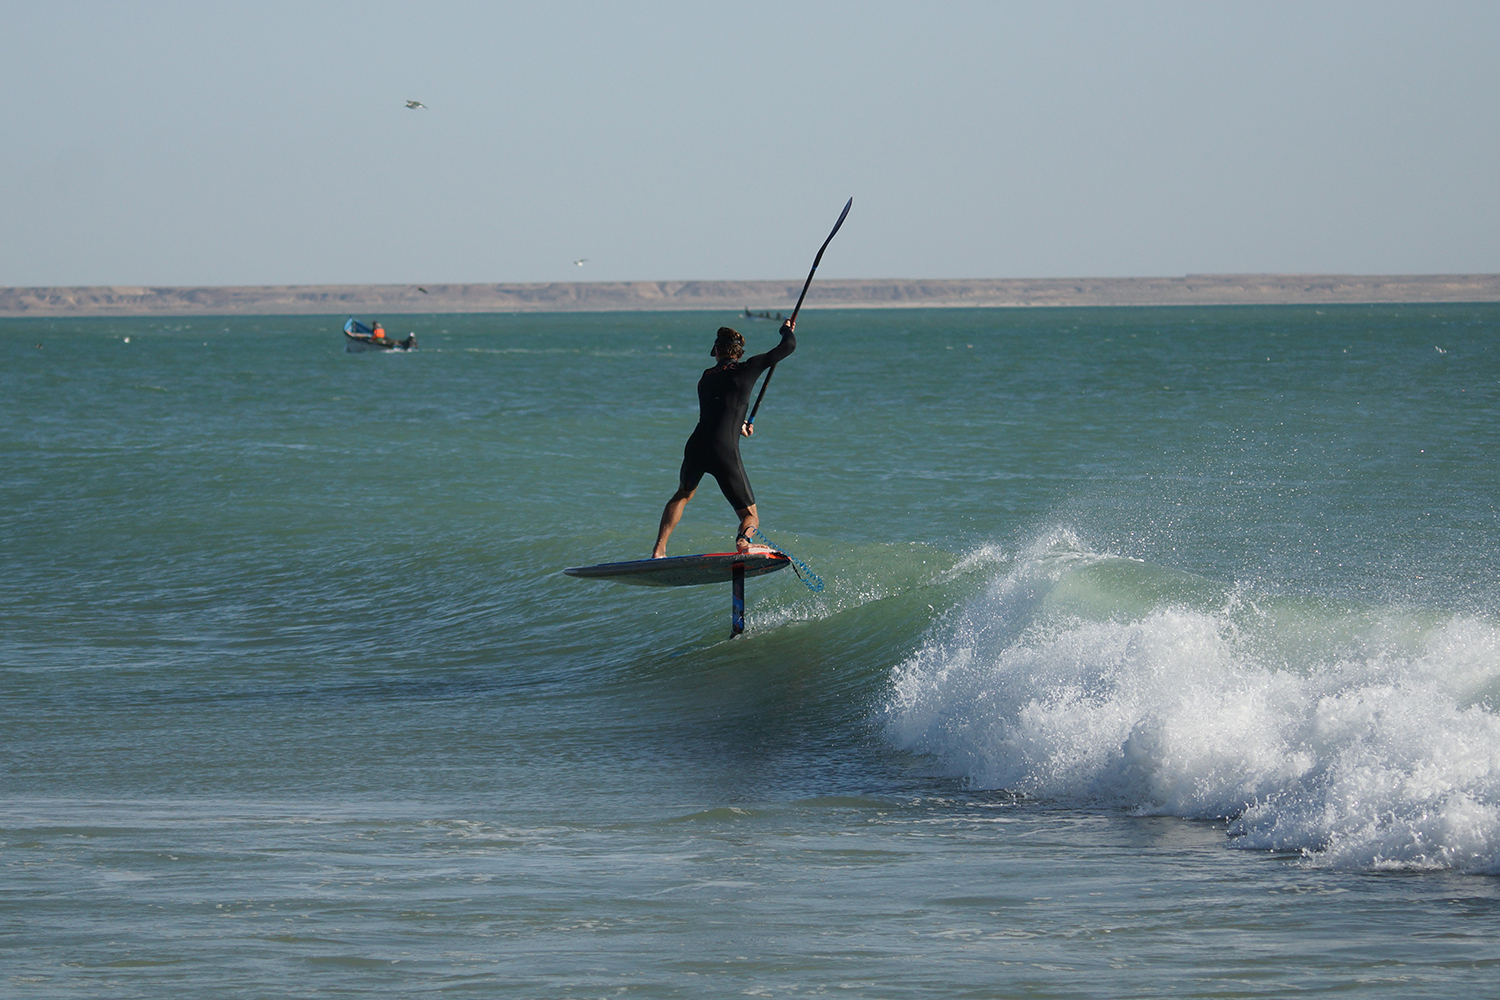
[746,197,852,427]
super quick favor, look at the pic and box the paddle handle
[745,197,851,428]
[747,365,776,426]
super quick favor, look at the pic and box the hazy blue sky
[3,1,1497,286]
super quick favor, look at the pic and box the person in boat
[652,319,795,558]
[372,321,386,339]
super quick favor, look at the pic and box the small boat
[344,317,416,352]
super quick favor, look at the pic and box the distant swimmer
[405,100,427,109]
[573,258,588,266]
[652,319,795,558]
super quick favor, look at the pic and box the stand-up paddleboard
[564,550,790,587]
[564,550,791,637]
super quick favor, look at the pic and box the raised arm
[740,319,796,436]
[768,317,796,362]
[744,318,796,375]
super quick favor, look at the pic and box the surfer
[652,319,795,558]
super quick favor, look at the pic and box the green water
[3,306,1499,997]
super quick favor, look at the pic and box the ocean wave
[744,536,979,631]
[883,529,1500,872]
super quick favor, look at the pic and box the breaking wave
[883,530,1500,872]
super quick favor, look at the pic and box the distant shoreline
[2,274,1498,317]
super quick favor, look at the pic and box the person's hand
[780,318,795,336]
[741,421,754,437]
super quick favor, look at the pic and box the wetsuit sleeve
[741,328,796,376]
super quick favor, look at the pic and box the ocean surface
[3,305,1499,997]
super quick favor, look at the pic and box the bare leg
[653,487,695,558]
[735,504,758,552]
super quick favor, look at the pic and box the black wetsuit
[679,327,796,509]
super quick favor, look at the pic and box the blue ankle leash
[748,526,824,593]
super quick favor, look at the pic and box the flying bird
[405,100,427,110]
[418,287,429,294]
[573,258,588,266]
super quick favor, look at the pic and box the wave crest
[883,531,1500,872]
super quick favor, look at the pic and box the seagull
[573,258,588,266]
[405,100,427,110]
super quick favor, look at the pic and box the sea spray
[883,531,1500,871]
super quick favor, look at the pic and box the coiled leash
[749,526,824,593]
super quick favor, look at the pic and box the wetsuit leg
[678,451,708,494]
[707,450,755,510]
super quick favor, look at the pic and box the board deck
[564,550,791,587]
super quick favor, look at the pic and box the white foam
[883,532,1500,872]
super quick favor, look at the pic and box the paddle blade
[790,197,854,322]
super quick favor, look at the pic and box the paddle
[745,196,853,431]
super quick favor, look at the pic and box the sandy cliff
[2,274,1498,316]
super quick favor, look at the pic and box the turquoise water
[3,306,1499,996]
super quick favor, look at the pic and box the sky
[2,1,1498,286]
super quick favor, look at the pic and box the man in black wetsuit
[651,319,796,558]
